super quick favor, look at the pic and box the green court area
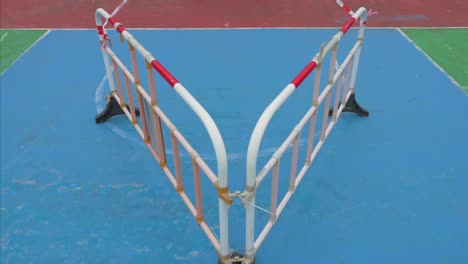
[402,28,468,92]
[0,29,47,74]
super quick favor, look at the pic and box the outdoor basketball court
[1,1,468,263]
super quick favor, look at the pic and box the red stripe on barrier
[116,25,125,33]
[343,5,351,13]
[291,61,317,88]
[107,17,117,25]
[97,26,104,35]
[340,17,356,33]
[150,60,179,87]
[108,17,126,33]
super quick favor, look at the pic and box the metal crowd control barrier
[95,6,369,264]
[94,8,232,262]
[242,7,369,263]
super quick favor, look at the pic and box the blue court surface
[1,29,468,263]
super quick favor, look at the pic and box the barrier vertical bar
[95,18,115,95]
[305,44,324,164]
[123,74,138,124]
[313,44,325,107]
[128,43,141,85]
[270,161,280,221]
[320,44,338,140]
[349,44,361,93]
[111,59,125,105]
[289,134,300,191]
[146,62,158,106]
[136,91,150,142]
[349,9,367,92]
[127,43,141,126]
[245,194,255,261]
[321,93,332,140]
[342,57,353,103]
[193,160,204,223]
[331,73,344,121]
[145,62,167,166]
[103,52,116,92]
[171,133,183,192]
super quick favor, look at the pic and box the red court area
[1,0,467,28]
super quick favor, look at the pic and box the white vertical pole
[95,12,115,93]
[245,195,256,260]
[219,200,229,260]
[349,46,361,92]
[102,48,115,92]
[349,8,367,91]
[245,84,296,262]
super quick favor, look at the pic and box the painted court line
[0,32,8,42]
[396,28,465,92]
[1,29,52,75]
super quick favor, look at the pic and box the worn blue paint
[1,29,467,263]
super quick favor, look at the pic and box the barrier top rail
[95,8,231,259]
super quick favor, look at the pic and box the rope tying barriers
[336,0,379,19]
[101,0,128,49]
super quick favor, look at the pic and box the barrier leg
[327,59,369,117]
[96,95,140,124]
[329,23,369,117]
[146,62,167,165]
[331,93,369,116]
[95,64,140,125]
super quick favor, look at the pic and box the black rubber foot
[329,93,369,117]
[95,94,140,124]
[218,251,255,264]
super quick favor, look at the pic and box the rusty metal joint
[196,215,204,224]
[214,182,233,206]
[176,185,184,193]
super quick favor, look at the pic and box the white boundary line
[1,26,467,30]
[1,29,52,75]
[396,28,466,92]
[0,32,8,42]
